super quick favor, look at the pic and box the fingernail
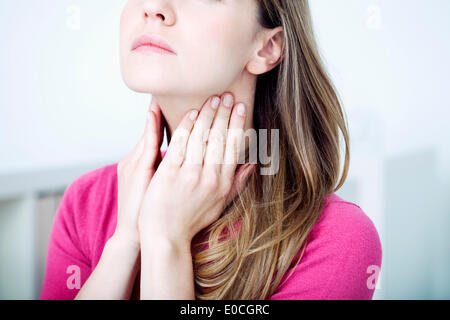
[223,94,233,108]
[211,96,220,109]
[237,103,246,116]
[190,110,199,121]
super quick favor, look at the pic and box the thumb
[149,97,164,149]
[138,109,159,172]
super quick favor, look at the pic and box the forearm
[140,237,195,300]
[75,235,140,300]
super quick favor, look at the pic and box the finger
[131,98,164,163]
[149,97,164,148]
[137,110,160,172]
[126,108,154,164]
[203,93,234,176]
[222,102,247,182]
[183,95,221,168]
[161,109,199,170]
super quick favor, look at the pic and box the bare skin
[75,0,284,300]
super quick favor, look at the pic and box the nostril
[144,11,165,21]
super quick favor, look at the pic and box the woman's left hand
[138,92,256,246]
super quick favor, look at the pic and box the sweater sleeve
[268,202,382,300]
[39,178,92,300]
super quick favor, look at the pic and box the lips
[131,34,176,55]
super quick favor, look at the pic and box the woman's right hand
[114,98,164,248]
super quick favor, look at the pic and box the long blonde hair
[191,0,350,299]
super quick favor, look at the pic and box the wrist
[140,234,191,255]
[108,232,141,254]
[93,235,141,277]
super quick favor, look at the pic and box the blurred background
[0,0,449,299]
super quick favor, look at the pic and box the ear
[246,26,284,75]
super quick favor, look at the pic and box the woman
[40,0,382,300]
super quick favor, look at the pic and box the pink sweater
[40,150,382,300]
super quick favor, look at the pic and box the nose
[143,1,175,25]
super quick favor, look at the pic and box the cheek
[119,6,140,71]
[202,21,252,69]
[197,19,250,62]
[185,25,239,85]
[179,18,253,91]
[185,48,244,94]
[201,19,237,50]
[119,5,137,50]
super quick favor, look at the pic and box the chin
[122,78,151,94]
[121,68,170,94]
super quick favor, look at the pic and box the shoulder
[270,193,382,300]
[57,162,119,259]
[312,193,381,251]
[68,162,118,198]
[65,161,119,228]
[308,193,382,298]
[40,163,119,299]
[309,194,383,273]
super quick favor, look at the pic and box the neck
[153,70,257,145]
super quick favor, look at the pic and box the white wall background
[0,0,150,175]
[0,0,449,299]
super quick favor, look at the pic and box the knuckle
[209,130,225,146]
[174,127,190,145]
[183,168,201,186]
[145,134,158,150]
[164,165,177,180]
[118,158,131,174]
[136,155,151,172]
[136,155,145,167]
[201,172,220,191]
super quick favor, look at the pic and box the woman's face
[120,0,261,97]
